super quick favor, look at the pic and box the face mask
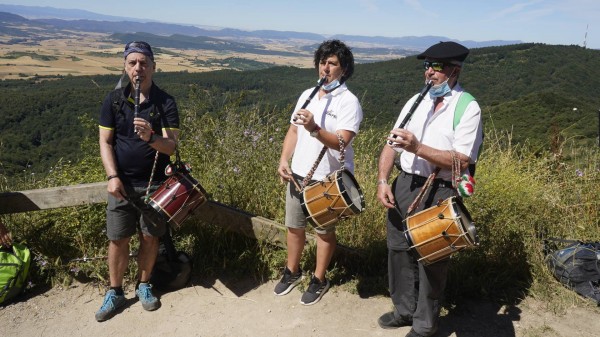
[428,79,451,98]
[322,79,341,91]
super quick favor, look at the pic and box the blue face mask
[428,79,451,98]
[322,79,341,91]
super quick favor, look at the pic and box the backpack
[545,239,600,305]
[150,229,192,291]
[0,243,31,305]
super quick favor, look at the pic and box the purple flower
[576,169,584,177]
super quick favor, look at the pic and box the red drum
[403,196,479,265]
[148,172,207,229]
[300,169,365,231]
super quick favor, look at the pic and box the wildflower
[576,169,584,177]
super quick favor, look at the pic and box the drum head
[340,170,365,212]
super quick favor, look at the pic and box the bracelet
[107,175,119,181]
[377,179,388,186]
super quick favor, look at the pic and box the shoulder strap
[453,92,479,175]
[453,92,475,130]
[110,89,125,115]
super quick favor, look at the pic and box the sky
[2,0,599,49]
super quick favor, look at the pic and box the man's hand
[386,129,422,154]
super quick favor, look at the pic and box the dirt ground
[1,274,600,337]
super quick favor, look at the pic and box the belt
[400,171,454,189]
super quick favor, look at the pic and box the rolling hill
[0,43,598,177]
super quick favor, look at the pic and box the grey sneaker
[300,276,330,305]
[273,267,303,296]
[136,283,160,311]
[95,289,126,322]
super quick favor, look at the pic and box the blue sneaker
[95,289,126,322]
[136,283,160,311]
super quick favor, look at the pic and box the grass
[1,90,599,312]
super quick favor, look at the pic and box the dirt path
[1,276,599,337]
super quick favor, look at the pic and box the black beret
[417,41,469,62]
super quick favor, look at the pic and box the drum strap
[299,132,346,192]
[406,150,462,214]
[144,150,160,203]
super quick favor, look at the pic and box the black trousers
[385,171,455,336]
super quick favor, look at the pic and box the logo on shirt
[325,109,337,119]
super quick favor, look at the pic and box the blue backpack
[0,243,31,305]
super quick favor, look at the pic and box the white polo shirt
[392,84,483,181]
[290,83,363,180]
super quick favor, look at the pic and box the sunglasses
[423,61,447,72]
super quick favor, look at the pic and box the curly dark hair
[313,39,355,84]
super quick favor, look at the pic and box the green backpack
[0,243,31,305]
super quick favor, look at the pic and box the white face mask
[428,79,451,98]
[322,79,341,91]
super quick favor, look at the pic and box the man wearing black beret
[375,41,484,337]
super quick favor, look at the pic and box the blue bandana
[123,41,154,61]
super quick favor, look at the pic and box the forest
[0,43,599,177]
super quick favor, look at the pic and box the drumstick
[291,177,302,193]
[288,171,303,192]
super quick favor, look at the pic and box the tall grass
[1,91,598,310]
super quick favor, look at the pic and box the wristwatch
[309,125,321,137]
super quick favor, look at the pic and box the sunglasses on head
[423,61,447,71]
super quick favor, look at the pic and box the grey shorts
[285,175,335,235]
[106,185,167,241]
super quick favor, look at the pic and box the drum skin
[300,169,365,231]
[148,172,207,229]
[403,196,478,265]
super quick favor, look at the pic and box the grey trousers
[386,171,455,336]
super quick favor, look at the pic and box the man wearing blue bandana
[96,41,180,322]
[376,41,484,337]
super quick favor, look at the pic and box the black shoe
[406,328,427,337]
[273,267,303,296]
[377,311,412,329]
[299,276,330,305]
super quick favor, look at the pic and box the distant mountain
[0,4,522,51]
[331,34,522,50]
[0,4,142,22]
